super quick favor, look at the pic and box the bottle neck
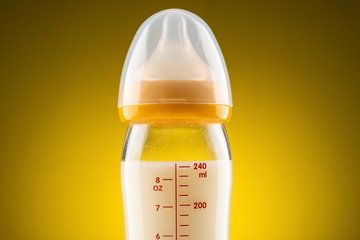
[118,104,232,123]
[122,122,231,161]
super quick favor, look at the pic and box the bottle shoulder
[122,123,231,161]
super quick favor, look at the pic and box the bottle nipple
[143,12,210,81]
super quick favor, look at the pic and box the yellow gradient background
[1,0,359,239]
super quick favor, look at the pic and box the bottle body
[121,123,232,240]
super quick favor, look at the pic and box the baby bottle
[119,9,233,240]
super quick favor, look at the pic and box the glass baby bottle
[118,9,233,240]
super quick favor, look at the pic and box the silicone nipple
[142,13,210,81]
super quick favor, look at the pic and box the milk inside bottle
[118,9,233,240]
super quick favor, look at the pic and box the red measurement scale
[121,160,231,240]
[153,162,209,240]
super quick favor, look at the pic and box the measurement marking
[179,175,188,178]
[180,204,191,207]
[180,224,189,227]
[163,206,174,208]
[180,235,189,237]
[179,194,189,197]
[180,214,189,216]
[175,163,178,240]
[163,235,173,238]
[179,185,188,187]
[163,178,173,181]
[179,166,190,168]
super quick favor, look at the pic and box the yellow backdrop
[1,0,359,239]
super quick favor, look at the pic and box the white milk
[121,160,232,240]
